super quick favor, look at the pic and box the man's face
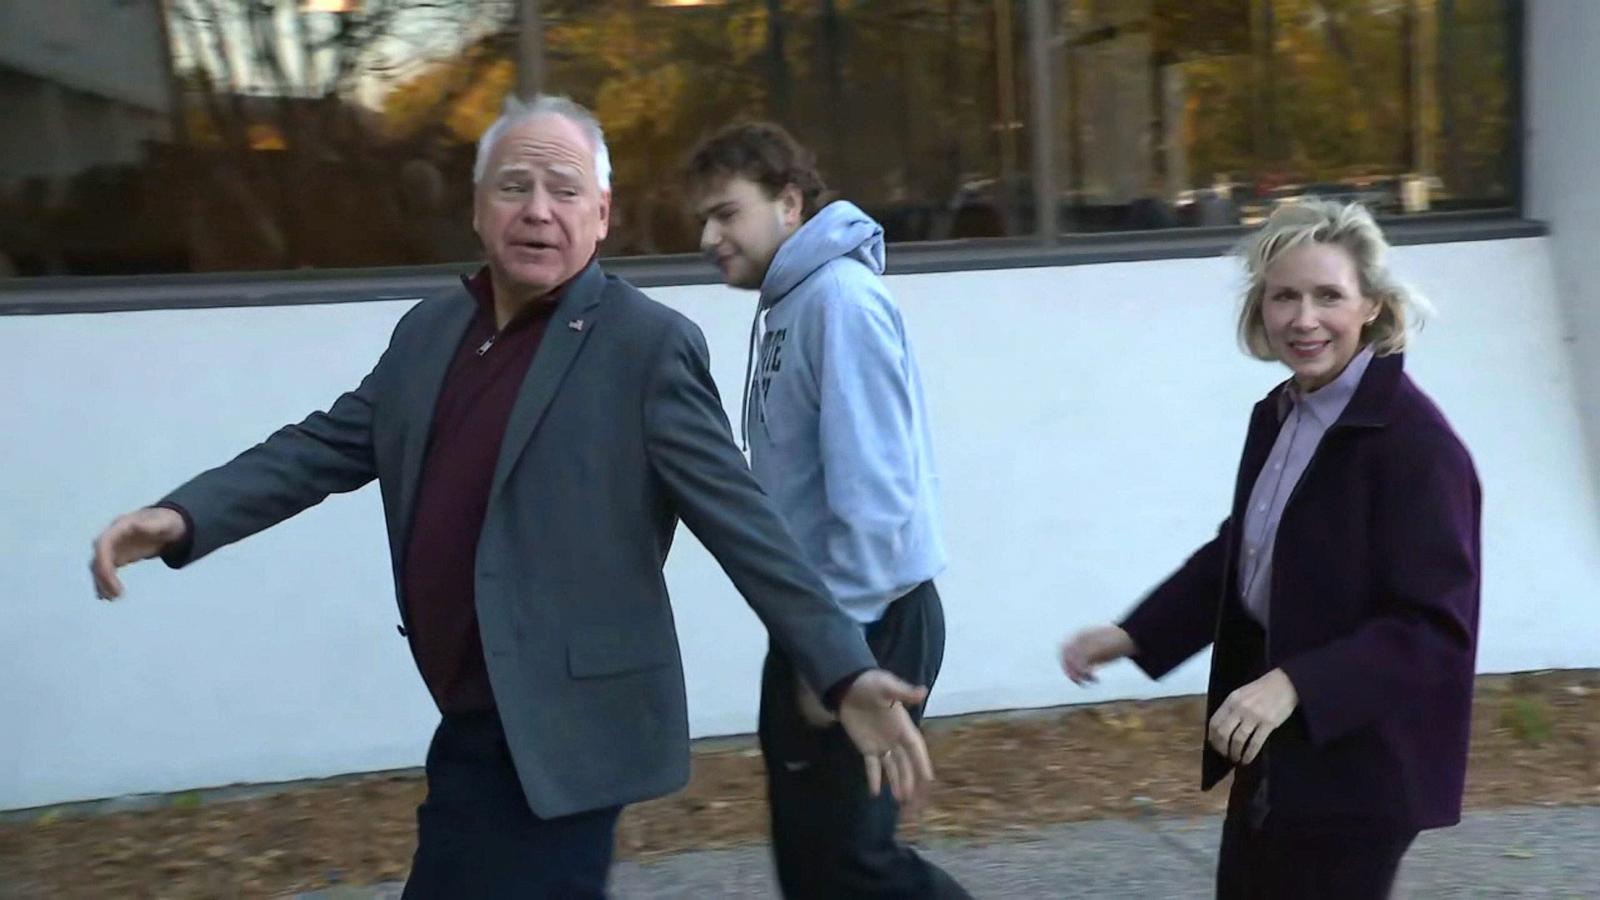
[473,115,610,298]
[693,175,800,290]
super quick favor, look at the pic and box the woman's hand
[1208,668,1299,765]
[1059,625,1137,685]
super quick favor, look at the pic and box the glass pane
[0,0,515,278]
[1051,0,1515,232]
[0,0,1035,278]
[544,0,1033,253]
[0,0,1518,278]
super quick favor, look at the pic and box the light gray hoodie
[741,200,945,624]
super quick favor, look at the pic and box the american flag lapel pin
[568,318,585,332]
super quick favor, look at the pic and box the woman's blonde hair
[1236,200,1431,359]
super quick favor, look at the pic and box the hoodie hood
[759,200,885,307]
[740,200,886,449]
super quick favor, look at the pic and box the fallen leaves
[1,670,1595,898]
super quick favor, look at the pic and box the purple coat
[1119,352,1481,830]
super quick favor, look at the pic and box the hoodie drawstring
[739,303,762,451]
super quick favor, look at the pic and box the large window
[0,0,1518,280]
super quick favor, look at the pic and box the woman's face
[1260,242,1379,392]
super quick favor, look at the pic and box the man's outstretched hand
[837,670,935,811]
[90,507,187,600]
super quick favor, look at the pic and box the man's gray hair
[473,94,613,192]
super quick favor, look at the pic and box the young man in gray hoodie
[687,123,968,900]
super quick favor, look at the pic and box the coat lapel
[489,261,608,500]
[1232,392,1284,525]
[1333,351,1403,430]
[395,291,476,550]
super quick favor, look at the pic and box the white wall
[1526,0,1600,489]
[4,235,1598,811]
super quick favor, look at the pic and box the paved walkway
[298,805,1600,898]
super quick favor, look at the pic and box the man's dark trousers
[402,710,623,899]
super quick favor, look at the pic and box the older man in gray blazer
[88,95,932,899]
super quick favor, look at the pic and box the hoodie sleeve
[816,269,921,593]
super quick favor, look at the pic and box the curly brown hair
[684,122,829,219]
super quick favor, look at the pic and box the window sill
[0,210,1546,316]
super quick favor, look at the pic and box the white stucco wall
[4,234,1598,811]
[1526,0,1600,489]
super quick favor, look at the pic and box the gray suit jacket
[161,261,876,817]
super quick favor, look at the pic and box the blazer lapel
[489,261,607,500]
[395,290,475,551]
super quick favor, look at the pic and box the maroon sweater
[401,268,559,713]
